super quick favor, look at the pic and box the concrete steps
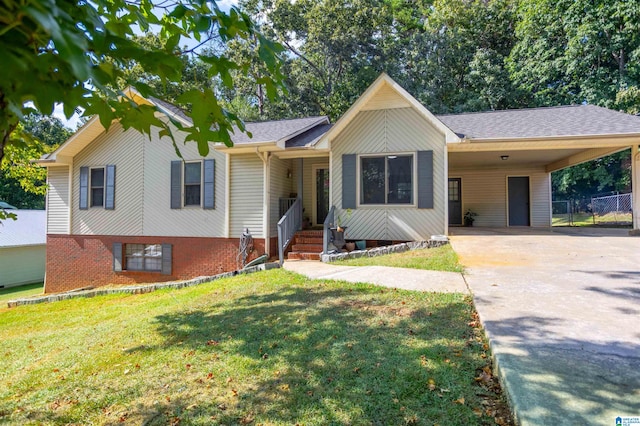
[287,230,323,261]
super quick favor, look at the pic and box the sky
[53,0,240,129]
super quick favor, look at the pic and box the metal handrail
[277,198,302,265]
[322,205,336,255]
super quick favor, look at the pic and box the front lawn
[0,269,507,425]
[0,282,44,304]
[337,244,464,272]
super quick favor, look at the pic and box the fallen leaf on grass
[239,415,254,424]
[453,397,465,405]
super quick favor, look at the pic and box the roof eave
[215,141,281,153]
[460,132,640,143]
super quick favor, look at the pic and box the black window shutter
[417,150,434,209]
[203,159,215,209]
[342,154,356,209]
[161,243,172,275]
[170,160,181,209]
[105,164,116,210]
[79,166,89,210]
[113,242,123,272]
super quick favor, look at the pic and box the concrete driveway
[450,227,640,425]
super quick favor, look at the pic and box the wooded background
[3,0,639,209]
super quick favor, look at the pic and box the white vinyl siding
[269,157,295,236]
[530,173,552,227]
[46,166,70,234]
[331,108,446,240]
[448,168,551,227]
[229,154,264,238]
[0,245,46,287]
[72,124,144,235]
[361,84,412,111]
[142,125,226,237]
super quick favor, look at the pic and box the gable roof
[232,116,329,145]
[0,210,46,248]
[317,73,461,148]
[437,105,640,140]
[41,89,331,164]
[285,123,333,148]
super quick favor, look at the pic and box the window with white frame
[360,154,413,205]
[90,167,105,207]
[125,244,162,272]
[184,162,202,206]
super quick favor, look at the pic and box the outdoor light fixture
[500,155,509,161]
[287,169,292,178]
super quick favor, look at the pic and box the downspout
[632,145,640,234]
[443,143,449,236]
[257,149,271,255]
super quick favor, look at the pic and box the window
[125,244,162,272]
[90,167,105,207]
[184,162,202,206]
[360,155,413,205]
[171,159,214,210]
[448,179,460,201]
[80,165,115,210]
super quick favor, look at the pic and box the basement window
[125,244,162,272]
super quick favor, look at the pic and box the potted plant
[464,209,477,227]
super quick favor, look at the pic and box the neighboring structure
[0,210,47,288]
[39,73,640,293]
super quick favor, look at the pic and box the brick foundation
[44,234,267,294]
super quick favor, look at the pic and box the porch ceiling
[449,149,583,169]
[448,143,632,172]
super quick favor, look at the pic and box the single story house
[39,73,640,293]
[0,209,47,288]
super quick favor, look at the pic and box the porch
[272,156,330,264]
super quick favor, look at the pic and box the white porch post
[632,145,640,233]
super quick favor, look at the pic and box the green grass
[337,244,464,272]
[0,269,499,425]
[0,283,44,304]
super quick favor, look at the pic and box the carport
[439,105,640,232]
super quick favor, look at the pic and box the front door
[448,178,462,225]
[315,166,329,226]
[508,176,530,226]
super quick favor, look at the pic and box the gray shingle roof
[0,210,46,248]
[149,96,329,145]
[149,96,192,124]
[285,123,333,148]
[233,116,329,144]
[437,105,640,140]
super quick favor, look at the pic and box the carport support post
[632,144,640,234]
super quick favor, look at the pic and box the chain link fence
[552,192,633,226]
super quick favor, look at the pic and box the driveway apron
[450,227,640,425]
